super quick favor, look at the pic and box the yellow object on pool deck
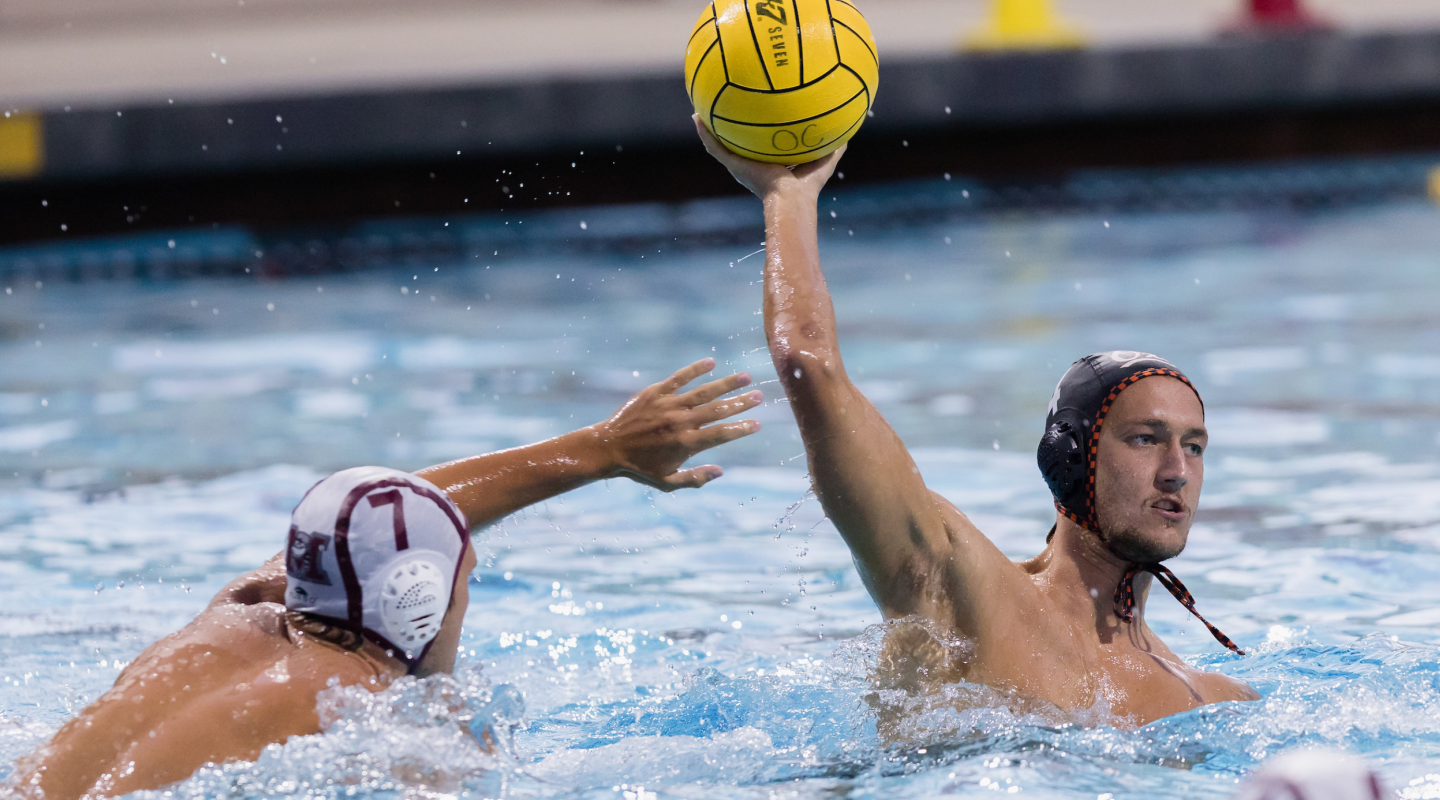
[685,0,878,165]
[0,112,44,180]
[963,0,1085,51]
[1429,166,1440,204]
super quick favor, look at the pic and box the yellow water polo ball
[685,0,879,165]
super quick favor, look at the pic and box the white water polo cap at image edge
[283,466,470,664]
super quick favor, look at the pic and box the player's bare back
[13,558,395,798]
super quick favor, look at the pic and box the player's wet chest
[1082,640,1209,721]
[971,610,1202,718]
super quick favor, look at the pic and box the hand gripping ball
[685,0,879,164]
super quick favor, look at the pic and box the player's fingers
[690,391,763,425]
[688,419,762,452]
[694,115,731,160]
[661,465,724,491]
[795,144,846,181]
[677,371,752,407]
[658,357,716,395]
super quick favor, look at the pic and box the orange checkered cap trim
[1078,368,1200,533]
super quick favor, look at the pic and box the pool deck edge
[16,28,1440,183]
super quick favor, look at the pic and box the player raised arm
[695,119,1010,625]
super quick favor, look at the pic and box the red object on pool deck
[1236,0,1329,30]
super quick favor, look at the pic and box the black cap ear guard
[1037,414,1087,512]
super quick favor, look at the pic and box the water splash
[120,666,528,799]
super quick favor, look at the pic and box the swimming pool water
[4,192,1440,798]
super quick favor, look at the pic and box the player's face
[1092,377,1206,564]
[413,543,476,677]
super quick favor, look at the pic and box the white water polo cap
[284,466,470,664]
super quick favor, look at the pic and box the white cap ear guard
[374,552,451,652]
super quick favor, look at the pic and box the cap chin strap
[1055,505,1245,656]
[1113,562,1245,655]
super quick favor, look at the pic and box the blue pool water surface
[4,189,1440,798]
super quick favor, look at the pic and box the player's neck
[355,639,410,679]
[1042,517,1153,627]
[287,617,409,681]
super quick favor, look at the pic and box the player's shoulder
[285,644,391,695]
[932,492,1029,575]
[209,554,287,609]
[95,603,291,708]
[1194,668,1260,703]
[177,599,291,656]
[929,491,1045,625]
[175,607,384,704]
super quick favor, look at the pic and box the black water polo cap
[1037,351,1203,534]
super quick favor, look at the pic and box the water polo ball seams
[710,96,866,160]
[742,0,775,91]
[686,0,876,163]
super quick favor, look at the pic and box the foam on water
[114,669,521,799]
[5,197,1440,797]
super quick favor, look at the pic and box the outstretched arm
[209,360,757,606]
[417,358,761,530]
[696,120,1004,624]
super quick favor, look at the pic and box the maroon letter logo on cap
[287,527,334,585]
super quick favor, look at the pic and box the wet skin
[12,361,761,799]
[695,118,1257,725]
